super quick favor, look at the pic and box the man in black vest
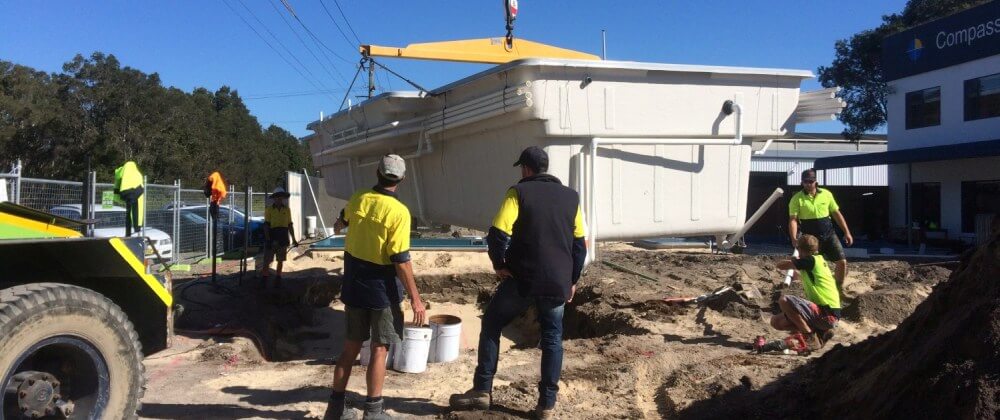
[451,146,587,418]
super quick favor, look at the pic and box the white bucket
[428,315,463,363]
[392,325,432,373]
[305,216,317,238]
[359,340,394,368]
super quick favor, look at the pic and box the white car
[50,205,173,261]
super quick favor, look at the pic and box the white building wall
[888,156,1000,235]
[886,54,1000,151]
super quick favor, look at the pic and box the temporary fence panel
[18,178,85,214]
[145,184,179,262]
[178,188,210,262]
[251,193,267,219]
[9,164,266,263]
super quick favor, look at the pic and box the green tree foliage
[818,0,990,139]
[0,52,311,189]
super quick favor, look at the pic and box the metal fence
[2,162,330,264]
[7,173,268,264]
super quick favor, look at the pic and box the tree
[817,0,990,139]
[0,52,312,190]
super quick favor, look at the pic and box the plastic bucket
[359,340,394,368]
[305,216,317,238]
[392,325,433,373]
[428,315,463,363]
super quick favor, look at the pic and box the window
[961,180,1000,232]
[965,73,1000,121]
[910,183,941,229]
[906,87,941,129]
[50,208,81,220]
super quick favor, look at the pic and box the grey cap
[378,154,406,181]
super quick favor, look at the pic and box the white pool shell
[307,58,814,249]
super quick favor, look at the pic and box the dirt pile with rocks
[681,234,1000,419]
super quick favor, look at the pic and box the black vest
[506,174,580,300]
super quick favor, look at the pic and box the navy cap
[801,168,817,182]
[513,146,548,172]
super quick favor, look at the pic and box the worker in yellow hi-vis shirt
[789,168,854,292]
[451,146,587,419]
[113,161,144,237]
[324,154,426,420]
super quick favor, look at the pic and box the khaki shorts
[345,304,404,345]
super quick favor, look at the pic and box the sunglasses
[802,180,817,184]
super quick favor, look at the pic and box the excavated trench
[415,273,651,344]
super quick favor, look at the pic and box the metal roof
[814,138,1000,169]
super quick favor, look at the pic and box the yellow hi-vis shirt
[789,188,840,220]
[264,206,292,228]
[795,254,841,309]
[113,161,145,226]
[343,187,411,266]
[492,188,586,239]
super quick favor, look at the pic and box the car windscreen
[49,208,80,220]
[95,211,127,228]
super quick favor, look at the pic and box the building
[816,1,1000,246]
[746,134,887,242]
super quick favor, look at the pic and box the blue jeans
[473,278,566,409]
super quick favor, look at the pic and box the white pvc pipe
[754,139,774,156]
[408,158,430,225]
[316,95,531,158]
[720,187,783,251]
[426,98,531,135]
[317,85,530,156]
[783,248,799,286]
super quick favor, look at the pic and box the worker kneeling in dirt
[324,154,427,420]
[771,234,841,351]
[451,146,587,419]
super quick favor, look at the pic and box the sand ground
[139,245,950,419]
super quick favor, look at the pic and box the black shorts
[818,232,846,262]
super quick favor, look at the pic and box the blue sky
[1,0,905,137]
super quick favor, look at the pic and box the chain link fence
[3,165,330,265]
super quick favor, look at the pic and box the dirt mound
[681,233,1000,419]
[661,354,806,416]
[415,273,497,304]
[912,264,953,283]
[869,261,952,285]
[842,286,925,324]
[198,337,264,366]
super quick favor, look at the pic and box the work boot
[820,329,835,346]
[449,389,490,410]
[534,405,555,419]
[804,332,824,351]
[323,393,357,420]
[362,399,391,419]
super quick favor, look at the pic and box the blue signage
[883,1,1000,81]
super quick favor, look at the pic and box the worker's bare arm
[395,261,426,325]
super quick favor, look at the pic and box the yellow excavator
[0,200,172,419]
